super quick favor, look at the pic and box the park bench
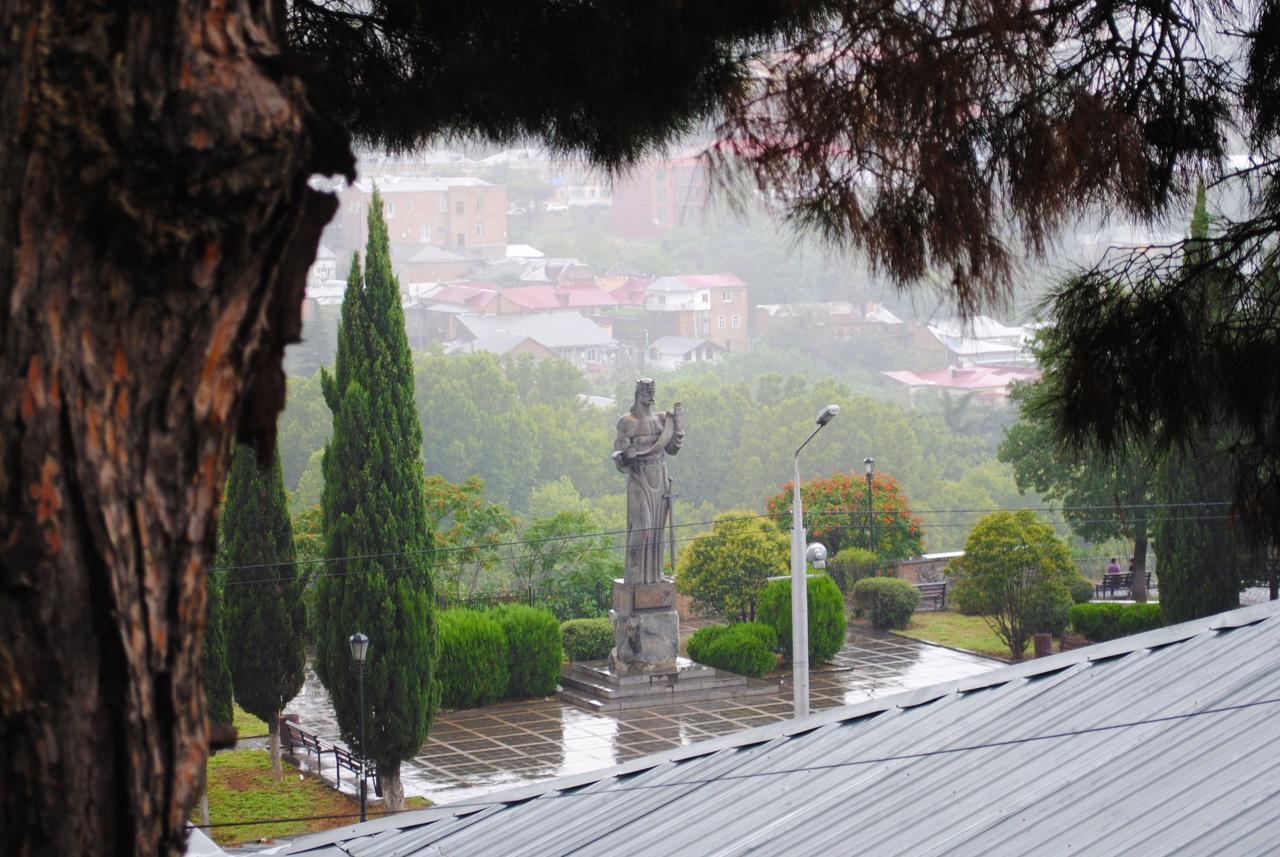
[915,581,948,610]
[1095,572,1154,599]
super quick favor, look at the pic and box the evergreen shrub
[850,577,920,630]
[561,618,614,662]
[685,623,777,678]
[1069,576,1095,604]
[436,609,508,710]
[1070,603,1165,642]
[756,575,847,663]
[488,604,563,698]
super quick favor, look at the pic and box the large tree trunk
[0,3,351,855]
[380,763,406,812]
[269,710,282,780]
[1132,532,1149,603]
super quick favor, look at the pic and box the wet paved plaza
[284,626,1001,805]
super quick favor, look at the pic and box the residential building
[451,310,618,372]
[644,274,749,352]
[882,364,1041,404]
[610,150,708,238]
[322,176,508,257]
[647,336,727,371]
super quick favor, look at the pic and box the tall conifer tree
[219,443,307,778]
[315,189,437,811]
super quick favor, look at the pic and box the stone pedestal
[609,579,679,676]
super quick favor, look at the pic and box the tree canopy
[765,471,925,560]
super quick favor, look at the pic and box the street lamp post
[863,457,876,553]
[791,404,840,719]
[349,632,369,823]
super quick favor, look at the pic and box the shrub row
[685,622,778,678]
[436,605,562,709]
[560,617,614,662]
[850,578,919,630]
[1070,602,1165,642]
[756,575,847,664]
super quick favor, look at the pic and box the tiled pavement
[284,626,1002,805]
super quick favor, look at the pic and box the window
[438,196,447,213]
[475,223,484,238]
[699,293,708,304]
[732,315,741,329]
[718,316,726,330]
[456,200,465,214]
[419,224,430,243]
[476,197,484,211]
[722,289,733,302]
[456,233,465,246]
[384,201,395,218]
[406,200,415,213]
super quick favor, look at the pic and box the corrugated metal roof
[289,601,1280,857]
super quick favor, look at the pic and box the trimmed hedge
[488,604,563,698]
[561,617,614,662]
[1069,576,1095,604]
[685,622,777,678]
[850,577,920,630]
[756,575,847,664]
[436,609,508,710]
[1070,602,1165,642]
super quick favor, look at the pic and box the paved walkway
[284,626,1001,805]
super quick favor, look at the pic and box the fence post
[335,748,341,785]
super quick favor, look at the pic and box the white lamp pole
[791,404,840,719]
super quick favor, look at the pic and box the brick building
[323,176,507,257]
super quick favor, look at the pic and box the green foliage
[756,575,848,664]
[685,622,777,678]
[560,618,615,662]
[508,510,622,619]
[1155,446,1252,623]
[425,475,517,600]
[826,546,880,595]
[1068,576,1095,604]
[850,578,920,630]
[947,511,1077,658]
[488,604,563,698]
[219,443,307,728]
[436,609,509,709]
[765,471,924,560]
[315,190,438,773]
[203,569,234,726]
[1070,603,1166,642]
[277,373,331,496]
[676,512,788,622]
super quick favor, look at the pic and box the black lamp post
[863,457,876,553]
[348,632,369,823]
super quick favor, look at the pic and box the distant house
[926,315,1037,365]
[644,273,749,352]
[307,244,336,286]
[288,600,1280,857]
[754,301,905,343]
[389,244,477,283]
[452,310,618,371]
[647,336,726,371]
[883,364,1041,404]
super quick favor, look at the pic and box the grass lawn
[890,611,1019,660]
[232,704,268,739]
[199,749,361,847]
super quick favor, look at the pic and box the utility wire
[191,695,1280,829]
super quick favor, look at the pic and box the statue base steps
[557,657,779,713]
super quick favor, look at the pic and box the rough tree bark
[0,3,351,855]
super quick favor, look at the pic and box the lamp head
[806,542,828,569]
[816,404,840,426]
[349,632,370,664]
[863,456,875,476]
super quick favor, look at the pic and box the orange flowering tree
[766,471,925,560]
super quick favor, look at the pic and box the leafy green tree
[277,372,331,495]
[947,511,1076,659]
[765,471,924,560]
[219,443,306,779]
[676,513,789,622]
[315,191,437,811]
[506,511,623,617]
[425,475,516,599]
[1000,375,1158,601]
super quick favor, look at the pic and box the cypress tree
[315,188,437,811]
[220,442,307,778]
[203,568,234,727]
[1154,180,1252,622]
